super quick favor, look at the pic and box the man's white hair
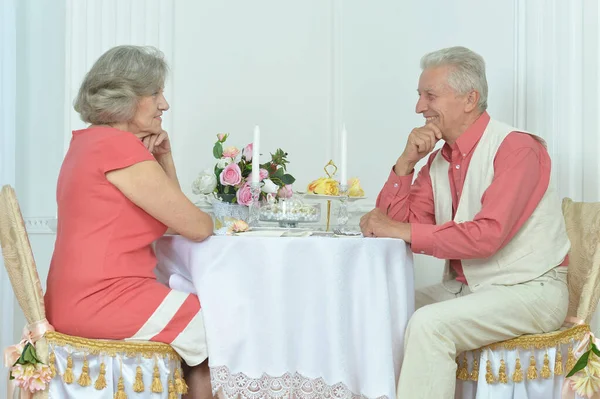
[420,46,488,112]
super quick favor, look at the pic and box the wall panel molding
[63,0,175,155]
[512,0,597,202]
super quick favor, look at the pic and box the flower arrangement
[565,333,600,398]
[9,342,52,393]
[192,134,296,205]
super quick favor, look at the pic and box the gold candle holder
[323,160,338,232]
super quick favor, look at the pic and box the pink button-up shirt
[376,112,567,284]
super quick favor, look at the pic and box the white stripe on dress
[170,311,208,366]
[126,290,189,341]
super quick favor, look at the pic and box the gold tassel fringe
[457,352,469,381]
[151,363,163,393]
[133,365,145,393]
[63,354,74,384]
[78,357,92,387]
[485,359,496,383]
[541,353,552,379]
[48,351,57,378]
[470,355,479,381]
[554,349,563,375]
[174,367,188,394]
[512,357,524,383]
[566,346,577,374]
[498,359,508,384]
[527,355,538,380]
[168,378,177,399]
[114,376,128,399]
[95,362,107,390]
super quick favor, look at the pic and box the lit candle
[252,125,261,184]
[340,124,347,186]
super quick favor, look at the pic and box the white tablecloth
[155,235,414,399]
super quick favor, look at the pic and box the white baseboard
[24,217,57,234]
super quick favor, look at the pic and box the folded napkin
[235,230,313,237]
[235,230,286,237]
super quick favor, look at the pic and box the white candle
[340,124,347,186]
[252,125,261,184]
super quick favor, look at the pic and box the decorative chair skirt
[43,331,186,399]
[455,324,589,399]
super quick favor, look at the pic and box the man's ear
[464,90,480,113]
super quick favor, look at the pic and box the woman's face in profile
[131,88,170,135]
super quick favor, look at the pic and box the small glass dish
[259,197,321,228]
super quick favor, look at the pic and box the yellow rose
[347,177,365,197]
[307,178,339,196]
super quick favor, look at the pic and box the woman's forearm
[156,153,180,189]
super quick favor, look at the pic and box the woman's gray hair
[420,46,488,112]
[74,45,168,124]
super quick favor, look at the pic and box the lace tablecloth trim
[210,365,388,399]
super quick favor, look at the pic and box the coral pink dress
[45,126,207,365]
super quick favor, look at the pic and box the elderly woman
[44,45,213,398]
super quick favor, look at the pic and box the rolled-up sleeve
[376,152,438,225]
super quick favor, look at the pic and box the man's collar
[442,112,490,160]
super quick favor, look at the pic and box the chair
[0,185,186,398]
[455,198,600,399]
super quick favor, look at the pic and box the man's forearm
[392,221,412,243]
[394,156,417,176]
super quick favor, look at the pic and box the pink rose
[236,183,253,206]
[222,146,240,158]
[278,184,293,199]
[220,163,242,186]
[230,220,249,233]
[243,143,253,161]
[217,133,229,142]
[248,168,269,182]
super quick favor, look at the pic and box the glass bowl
[259,198,321,228]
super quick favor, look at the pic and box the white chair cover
[455,198,600,399]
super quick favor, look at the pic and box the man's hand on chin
[359,208,412,242]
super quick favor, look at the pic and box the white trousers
[396,268,568,399]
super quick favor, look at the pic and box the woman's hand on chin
[141,130,171,157]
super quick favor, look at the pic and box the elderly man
[360,46,569,398]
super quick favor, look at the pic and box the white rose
[261,178,279,194]
[216,158,233,169]
[192,170,217,195]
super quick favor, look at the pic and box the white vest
[429,118,570,291]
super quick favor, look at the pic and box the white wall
[12,0,66,339]
[7,0,600,346]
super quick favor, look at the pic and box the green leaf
[566,350,590,377]
[26,343,40,363]
[273,168,284,179]
[281,174,296,185]
[592,342,600,358]
[213,142,223,159]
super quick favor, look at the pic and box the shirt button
[393,183,399,188]
[462,153,466,157]
[455,165,460,169]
